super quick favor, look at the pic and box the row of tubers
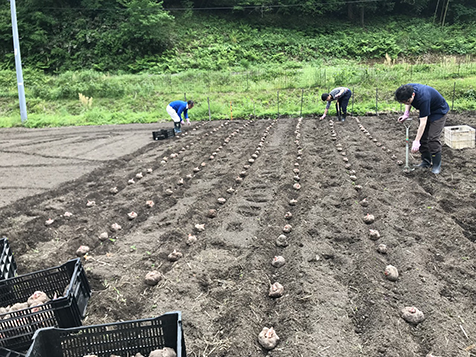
[355,117,424,325]
[259,118,304,350]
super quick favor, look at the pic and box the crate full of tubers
[0,258,91,352]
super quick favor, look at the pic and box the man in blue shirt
[395,84,449,174]
[320,87,352,122]
[166,100,194,133]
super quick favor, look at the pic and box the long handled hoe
[403,119,414,173]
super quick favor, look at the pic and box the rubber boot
[341,112,346,122]
[415,152,432,169]
[174,122,181,134]
[431,152,442,174]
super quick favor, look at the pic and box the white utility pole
[10,0,27,123]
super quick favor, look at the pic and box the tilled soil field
[1,114,476,357]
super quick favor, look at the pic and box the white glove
[398,110,410,122]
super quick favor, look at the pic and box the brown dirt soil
[1,114,476,357]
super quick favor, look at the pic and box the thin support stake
[300,89,304,117]
[452,82,455,111]
[351,87,354,116]
[230,101,233,120]
[376,88,379,116]
[277,90,279,118]
[207,97,211,121]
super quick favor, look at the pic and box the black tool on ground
[152,128,175,140]
[0,258,91,352]
[26,311,186,357]
[0,238,17,281]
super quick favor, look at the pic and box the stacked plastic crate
[1,239,186,356]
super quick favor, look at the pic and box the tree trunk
[360,6,365,27]
[439,0,446,24]
[442,0,450,26]
[433,0,441,23]
[347,3,354,21]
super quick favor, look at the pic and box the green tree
[0,0,174,72]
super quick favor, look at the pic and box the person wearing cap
[394,83,449,174]
[166,100,194,133]
[320,87,351,121]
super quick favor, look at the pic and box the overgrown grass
[1,14,476,127]
[1,57,475,128]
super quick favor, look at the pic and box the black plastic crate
[26,311,186,357]
[0,237,17,281]
[0,347,25,357]
[152,128,175,140]
[0,259,91,352]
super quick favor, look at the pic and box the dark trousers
[420,114,447,154]
[336,90,352,115]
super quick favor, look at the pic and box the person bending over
[320,87,352,122]
[394,84,449,174]
[166,100,194,134]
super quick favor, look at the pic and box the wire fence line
[168,57,476,120]
[187,80,474,121]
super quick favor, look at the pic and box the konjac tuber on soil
[269,282,284,298]
[168,250,183,262]
[271,256,286,268]
[144,271,162,286]
[384,265,399,281]
[401,306,425,325]
[76,245,90,257]
[377,244,388,254]
[258,327,279,350]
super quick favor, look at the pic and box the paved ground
[0,123,167,208]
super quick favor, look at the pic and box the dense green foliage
[1,6,476,127]
[1,1,476,73]
[149,16,476,73]
[0,0,174,72]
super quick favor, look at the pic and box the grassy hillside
[130,14,476,73]
[1,15,475,127]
